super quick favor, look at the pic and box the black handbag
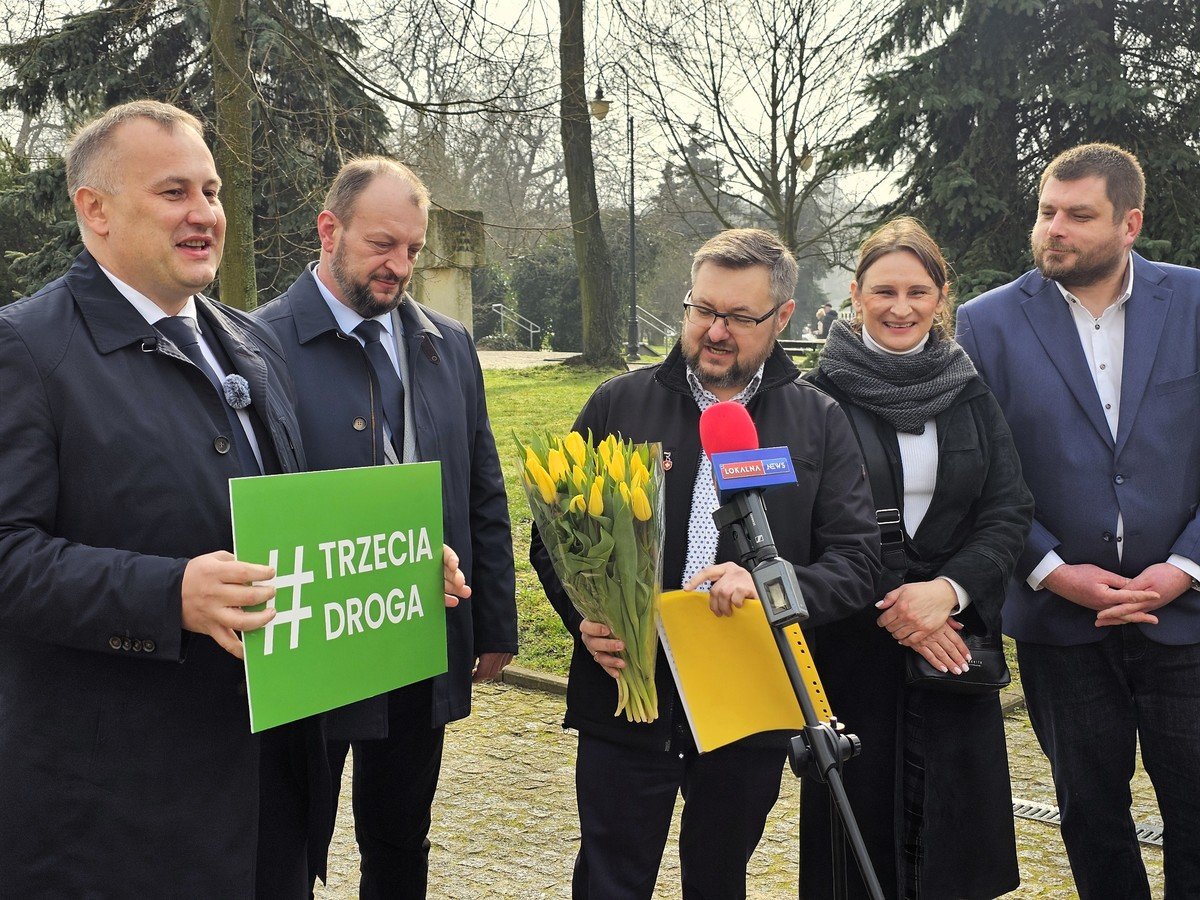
[904,630,1011,693]
[842,402,1011,695]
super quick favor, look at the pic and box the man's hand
[684,562,757,617]
[907,619,971,675]
[1094,562,1191,627]
[443,544,471,609]
[181,551,277,660]
[1043,563,1159,616]
[876,579,957,645]
[472,652,513,683]
[580,619,625,679]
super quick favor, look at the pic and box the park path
[316,682,1164,899]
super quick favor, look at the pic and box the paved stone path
[315,683,1164,898]
[476,351,578,370]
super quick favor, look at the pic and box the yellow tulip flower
[607,450,626,483]
[564,431,588,467]
[588,477,605,517]
[525,457,557,504]
[631,485,653,521]
[547,448,569,484]
[569,493,586,513]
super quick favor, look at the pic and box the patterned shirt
[680,364,765,589]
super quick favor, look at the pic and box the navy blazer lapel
[197,299,270,417]
[400,298,443,463]
[1020,273,1115,449]
[1115,256,1172,456]
[66,251,159,353]
[290,266,344,344]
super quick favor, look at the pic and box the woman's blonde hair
[852,216,955,340]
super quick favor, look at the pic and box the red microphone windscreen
[699,401,760,459]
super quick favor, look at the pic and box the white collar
[98,263,199,329]
[862,326,930,357]
[1053,253,1135,310]
[312,263,396,339]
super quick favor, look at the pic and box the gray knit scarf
[817,319,977,434]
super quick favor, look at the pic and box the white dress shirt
[1028,256,1200,589]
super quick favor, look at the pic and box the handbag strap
[841,402,908,573]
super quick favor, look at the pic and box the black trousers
[327,681,446,900]
[1019,629,1200,900]
[257,718,333,898]
[573,731,786,900]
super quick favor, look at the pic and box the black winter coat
[531,343,881,751]
[0,252,316,896]
[802,369,1033,900]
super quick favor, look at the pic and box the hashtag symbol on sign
[261,546,315,655]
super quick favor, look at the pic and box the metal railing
[491,304,542,349]
[636,309,677,354]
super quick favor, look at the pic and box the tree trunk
[558,0,624,367]
[209,0,257,310]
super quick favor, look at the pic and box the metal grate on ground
[1013,798,1163,847]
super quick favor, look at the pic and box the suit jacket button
[131,639,142,652]
[1102,531,1113,542]
[121,638,132,651]
[353,417,367,431]
[143,639,156,654]
[1114,474,1125,484]
[214,436,232,454]
[108,636,121,650]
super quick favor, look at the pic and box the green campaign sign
[231,463,445,733]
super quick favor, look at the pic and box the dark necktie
[354,319,406,457]
[155,315,261,475]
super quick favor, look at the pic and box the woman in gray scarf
[801,217,1033,899]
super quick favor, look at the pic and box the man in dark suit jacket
[255,157,517,898]
[0,101,325,894]
[958,143,1200,899]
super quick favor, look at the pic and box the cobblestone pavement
[316,684,1164,899]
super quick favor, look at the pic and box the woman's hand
[876,578,958,644]
[580,619,625,679]
[908,619,971,674]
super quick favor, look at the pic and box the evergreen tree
[842,0,1200,299]
[0,0,389,301]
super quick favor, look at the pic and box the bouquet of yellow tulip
[518,430,663,722]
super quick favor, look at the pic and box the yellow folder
[656,589,833,753]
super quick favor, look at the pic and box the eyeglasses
[682,291,782,333]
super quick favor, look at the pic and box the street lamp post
[590,76,639,361]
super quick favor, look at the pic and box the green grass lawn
[484,364,622,675]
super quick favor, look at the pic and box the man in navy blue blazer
[255,157,517,898]
[958,143,1200,899]
[0,100,326,895]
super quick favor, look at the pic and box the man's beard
[1032,232,1125,289]
[330,242,405,318]
[682,333,774,394]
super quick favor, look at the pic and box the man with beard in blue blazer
[958,143,1200,899]
[256,157,517,898]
